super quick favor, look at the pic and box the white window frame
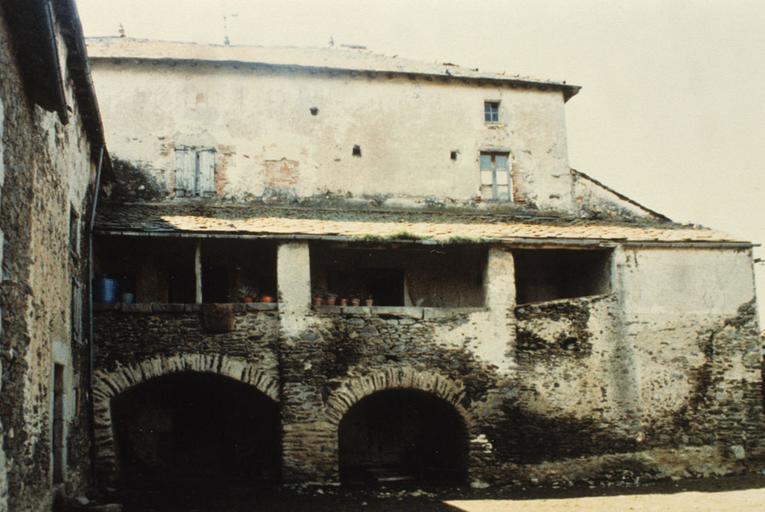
[484,101,500,123]
[480,152,512,201]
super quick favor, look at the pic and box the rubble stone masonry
[91,242,764,488]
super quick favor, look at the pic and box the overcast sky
[77,0,765,321]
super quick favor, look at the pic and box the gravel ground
[111,473,765,512]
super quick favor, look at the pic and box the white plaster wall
[620,248,756,317]
[90,61,573,211]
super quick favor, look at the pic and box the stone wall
[91,242,765,489]
[0,7,97,511]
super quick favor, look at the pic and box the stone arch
[325,367,471,427]
[93,353,278,482]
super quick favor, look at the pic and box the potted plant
[326,293,338,306]
[260,295,274,303]
[350,297,361,307]
[238,286,258,304]
[365,295,374,307]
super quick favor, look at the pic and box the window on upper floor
[69,206,80,258]
[174,147,216,197]
[484,101,500,123]
[480,152,511,201]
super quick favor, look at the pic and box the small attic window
[450,151,459,161]
[310,107,319,116]
[352,145,362,157]
[484,101,500,123]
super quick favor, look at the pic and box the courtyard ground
[111,473,765,511]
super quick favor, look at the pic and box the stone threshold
[313,305,487,319]
[93,302,486,319]
[93,302,279,313]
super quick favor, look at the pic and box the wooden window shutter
[197,149,216,196]
[174,147,195,196]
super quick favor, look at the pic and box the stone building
[85,37,763,489]
[0,1,108,510]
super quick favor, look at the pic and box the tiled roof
[94,203,747,245]
[86,37,581,101]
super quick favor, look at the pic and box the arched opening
[112,372,280,489]
[338,389,468,485]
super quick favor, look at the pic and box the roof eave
[87,53,581,100]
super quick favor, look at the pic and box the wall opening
[112,372,280,489]
[52,363,65,485]
[513,248,612,304]
[94,236,277,304]
[338,389,468,485]
[310,243,486,307]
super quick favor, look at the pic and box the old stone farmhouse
[0,1,109,511]
[0,4,763,508]
[82,37,763,490]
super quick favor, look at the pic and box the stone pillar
[478,247,516,373]
[607,246,642,438]
[276,242,337,482]
[277,242,312,337]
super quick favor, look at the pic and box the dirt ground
[109,473,765,511]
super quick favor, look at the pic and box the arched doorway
[112,372,280,488]
[338,389,468,485]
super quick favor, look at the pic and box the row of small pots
[313,296,374,307]
[242,295,274,304]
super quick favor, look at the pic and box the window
[484,101,500,123]
[174,147,216,197]
[69,206,80,257]
[479,152,511,201]
[513,249,612,304]
[71,279,82,343]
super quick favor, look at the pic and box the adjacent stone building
[0,1,108,510]
[85,38,763,489]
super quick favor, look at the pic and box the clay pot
[260,295,274,303]
[326,295,337,306]
[242,295,255,304]
[351,298,361,307]
[339,298,348,307]
[365,298,374,307]
[313,296,323,306]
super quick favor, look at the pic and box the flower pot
[364,298,374,307]
[351,298,361,307]
[312,296,323,306]
[243,295,255,304]
[339,298,348,307]
[326,295,337,306]
[260,295,274,303]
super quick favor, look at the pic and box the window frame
[484,101,501,124]
[479,151,512,201]
[69,206,80,259]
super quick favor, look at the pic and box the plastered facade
[88,39,575,212]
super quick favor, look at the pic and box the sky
[77,0,765,322]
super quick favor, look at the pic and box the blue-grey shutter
[174,147,195,197]
[197,149,216,196]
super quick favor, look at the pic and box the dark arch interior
[112,372,280,489]
[339,389,468,485]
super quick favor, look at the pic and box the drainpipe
[87,146,104,486]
